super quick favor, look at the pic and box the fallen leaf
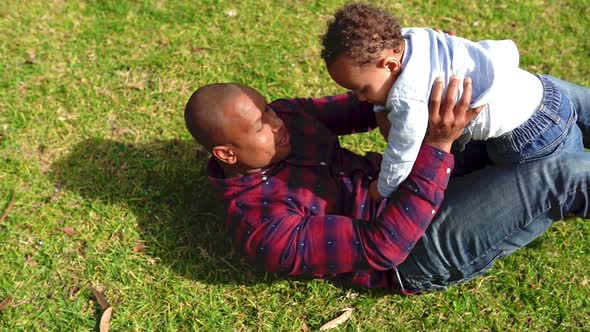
[132,243,145,253]
[319,308,354,331]
[300,322,309,332]
[99,307,113,332]
[0,296,12,311]
[25,49,36,64]
[59,226,76,236]
[25,254,38,267]
[89,286,110,310]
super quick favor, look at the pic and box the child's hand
[369,180,384,201]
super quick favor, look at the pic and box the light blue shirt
[377,27,543,198]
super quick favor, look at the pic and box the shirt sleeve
[377,98,429,197]
[299,93,378,135]
[243,145,453,277]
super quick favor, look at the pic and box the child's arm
[377,99,429,198]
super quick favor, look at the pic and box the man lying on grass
[184,77,590,293]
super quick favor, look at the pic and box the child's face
[327,54,397,106]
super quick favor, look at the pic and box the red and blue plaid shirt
[208,92,454,292]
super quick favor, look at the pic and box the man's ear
[212,145,237,164]
[381,56,401,75]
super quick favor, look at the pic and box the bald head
[184,83,256,151]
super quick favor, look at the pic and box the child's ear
[381,57,401,75]
[212,145,237,164]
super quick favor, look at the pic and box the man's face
[220,88,292,170]
[327,55,395,106]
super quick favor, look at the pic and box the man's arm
[273,92,378,136]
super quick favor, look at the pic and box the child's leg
[543,75,590,148]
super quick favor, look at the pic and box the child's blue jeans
[486,74,583,163]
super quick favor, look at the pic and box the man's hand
[369,180,384,201]
[423,76,483,152]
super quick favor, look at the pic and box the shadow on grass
[50,137,274,287]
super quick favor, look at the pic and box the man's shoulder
[270,97,303,111]
[269,97,318,124]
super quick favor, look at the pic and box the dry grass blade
[89,286,110,310]
[0,296,12,311]
[99,307,113,332]
[0,190,16,224]
[319,308,354,331]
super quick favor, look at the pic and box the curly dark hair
[321,3,403,66]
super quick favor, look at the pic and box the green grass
[1,0,589,330]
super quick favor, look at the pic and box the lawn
[1,0,589,330]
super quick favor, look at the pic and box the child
[320,3,583,200]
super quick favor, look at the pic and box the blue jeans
[396,77,590,292]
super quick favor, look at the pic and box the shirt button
[262,176,268,181]
[339,172,345,176]
[431,209,436,214]
[446,168,451,174]
[320,161,326,166]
